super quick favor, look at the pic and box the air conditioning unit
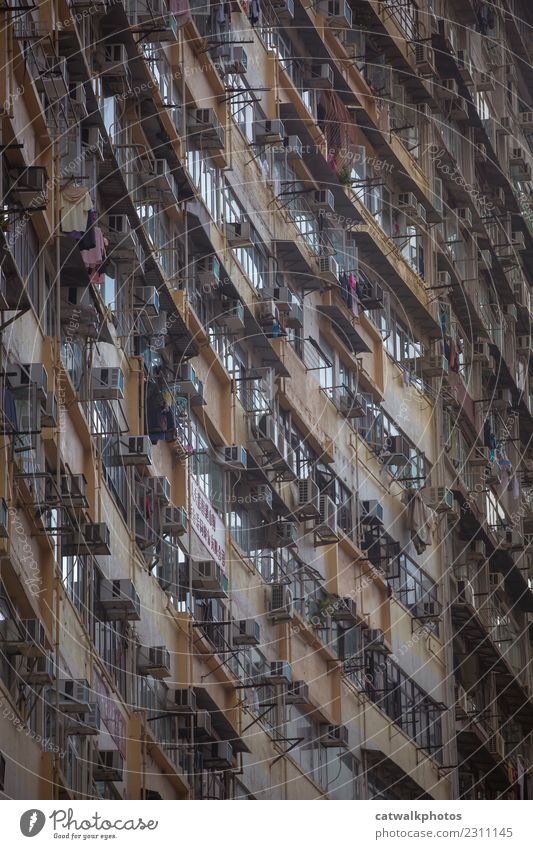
[224,445,247,469]
[99,43,128,76]
[225,45,248,74]
[305,64,334,89]
[286,300,303,328]
[24,652,56,685]
[60,474,88,508]
[479,249,492,269]
[414,43,435,76]
[315,495,338,543]
[382,435,410,465]
[257,298,280,325]
[517,335,531,354]
[83,126,105,161]
[0,498,7,537]
[475,143,487,163]
[457,579,474,607]
[151,476,171,504]
[66,703,100,736]
[246,484,273,513]
[268,582,294,622]
[133,287,160,317]
[297,477,320,519]
[456,208,473,228]
[519,111,533,131]
[174,688,197,714]
[271,0,294,18]
[510,148,532,180]
[118,436,153,466]
[91,367,125,400]
[267,521,298,548]
[267,660,292,685]
[319,723,349,748]
[174,363,204,402]
[505,303,518,321]
[511,231,526,250]
[362,500,384,525]
[195,710,213,740]
[7,167,48,209]
[57,679,91,713]
[191,560,229,598]
[319,0,352,27]
[232,619,261,647]
[311,190,335,212]
[161,505,188,536]
[285,134,303,160]
[318,255,339,281]
[8,363,48,402]
[487,732,506,760]
[225,220,252,247]
[63,522,111,556]
[397,192,418,217]
[93,749,124,783]
[0,619,47,657]
[424,487,455,514]
[187,108,225,149]
[41,391,58,427]
[222,300,245,332]
[137,645,171,678]
[456,50,474,84]
[69,82,87,120]
[331,597,357,623]
[363,628,387,650]
[339,391,367,418]
[253,118,285,144]
[473,340,491,365]
[98,578,141,620]
[285,680,311,706]
[412,600,441,620]
[442,78,459,98]
[493,388,512,409]
[203,741,233,770]
[475,71,495,92]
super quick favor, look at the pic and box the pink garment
[169,0,192,24]
[327,152,338,174]
[81,226,104,268]
[349,272,358,317]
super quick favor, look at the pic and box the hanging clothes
[327,151,338,174]
[81,225,106,284]
[449,338,460,373]
[78,209,96,252]
[169,0,192,25]
[339,271,350,304]
[61,185,93,234]
[249,0,260,25]
[348,272,358,317]
[483,419,497,450]
[3,386,17,431]
[406,490,435,554]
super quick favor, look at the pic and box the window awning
[194,687,251,753]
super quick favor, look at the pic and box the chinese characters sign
[190,478,226,573]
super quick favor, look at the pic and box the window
[90,401,127,514]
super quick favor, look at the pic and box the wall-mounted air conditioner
[118,436,153,466]
[63,522,111,556]
[363,628,387,651]
[232,619,261,647]
[93,749,124,783]
[66,703,100,736]
[424,487,456,514]
[91,367,125,400]
[414,43,435,76]
[267,660,292,685]
[137,645,171,678]
[41,391,58,427]
[98,43,128,76]
[318,255,339,281]
[361,500,384,525]
[161,505,188,536]
[133,287,160,317]
[174,688,197,714]
[221,301,245,332]
[382,435,410,465]
[224,445,247,469]
[315,495,338,543]
[98,578,141,620]
[187,108,225,149]
[268,582,294,622]
[203,741,233,770]
[8,363,48,402]
[305,64,334,89]
[225,220,252,247]
[267,521,298,548]
[285,680,311,705]
[191,560,229,598]
[297,477,320,519]
[56,679,91,713]
[331,597,357,623]
[319,724,349,748]
[318,0,352,27]
[253,119,285,144]
[152,476,171,504]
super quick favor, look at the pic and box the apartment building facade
[0,0,532,801]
